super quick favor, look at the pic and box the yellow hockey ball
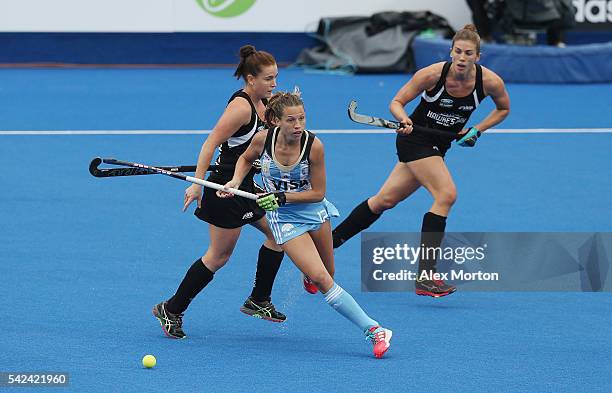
[142,355,156,368]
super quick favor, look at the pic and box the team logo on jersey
[440,98,454,108]
[195,0,256,18]
[261,160,270,175]
[281,223,296,237]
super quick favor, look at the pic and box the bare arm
[473,69,510,132]
[183,98,252,211]
[389,63,443,134]
[228,130,267,187]
[284,138,326,204]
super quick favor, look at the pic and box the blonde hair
[452,24,481,53]
[264,92,304,127]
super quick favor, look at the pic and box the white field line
[1,128,611,135]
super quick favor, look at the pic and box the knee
[203,249,233,270]
[309,270,333,291]
[371,194,400,212]
[436,188,457,208]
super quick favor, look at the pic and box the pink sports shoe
[302,274,318,294]
[367,326,392,359]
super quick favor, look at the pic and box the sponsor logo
[272,179,310,191]
[573,0,612,23]
[195,0,256,18]
[433,146,439,151]
[440,98,454,108]
[458,105,474,111]
[426,110,467,126]
[242,211,254,220]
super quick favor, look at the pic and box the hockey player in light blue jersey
[220,91,392,359]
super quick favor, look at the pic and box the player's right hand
[183,183,202,212]
[396,117,413,135]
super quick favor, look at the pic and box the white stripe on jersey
[421,86,445,103]
[227,120,257,148]
[472,89,481,108]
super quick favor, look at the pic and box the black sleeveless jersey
[408,62,486,150]
[211,90,267,181]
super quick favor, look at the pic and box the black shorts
[194,174,265,229]
[396,134,448,163]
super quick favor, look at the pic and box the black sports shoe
[152,302,186,339]
[415,279,457,298]
[240,297,286,323]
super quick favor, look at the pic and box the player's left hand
[217,179,241,198]
[456,127,481,147]
[256,192,286,211]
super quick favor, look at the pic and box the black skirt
[194,173,265,229]
[396,134,448,163]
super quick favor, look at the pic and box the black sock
[250,245,284,303]
[166,258,214,314]
[418,212,447,277]
[332,199,382,248]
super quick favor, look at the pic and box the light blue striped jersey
[259,127,338,228]
[260,127,315,194]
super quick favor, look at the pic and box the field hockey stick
[348,100,457,139]
[98,158,258,200]
[89,157,260,178]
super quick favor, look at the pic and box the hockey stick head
[89,157,159,177]
[89,157,103,177]
[347,100,358,120]
[347,100,400,129]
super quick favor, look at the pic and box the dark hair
[264,92,304,127]
[452,24,481,53]
[233,45,276,81]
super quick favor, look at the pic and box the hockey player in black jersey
[333,24,510,298]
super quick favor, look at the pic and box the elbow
[389,99,401,112]
[501,107,510,120]
[310,190,325,203]
[201,139,216,155]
